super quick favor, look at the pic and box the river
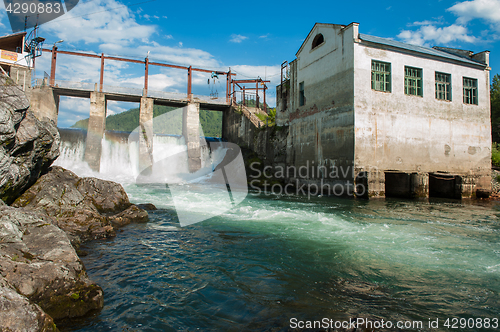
[56,129,500,332]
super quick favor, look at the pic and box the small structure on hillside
[0,31,40,91]
[276,22,491,199]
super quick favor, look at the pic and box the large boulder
[0,76,59,205]
[13,166,148,244]
[0,206,103,321]
[0,276,58,332]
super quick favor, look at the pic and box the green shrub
[492,143,500,167]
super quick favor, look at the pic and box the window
[299,82,305,106]
[435,72,451,101]
[463,77,478,105]
[371,60,391,92]
[404,66,423,97]
[311,34,324,50]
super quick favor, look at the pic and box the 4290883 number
[444,318,499,329]
[5,2,62,14]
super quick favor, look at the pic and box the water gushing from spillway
[55,128,225,185]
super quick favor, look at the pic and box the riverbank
[0,75,150,331]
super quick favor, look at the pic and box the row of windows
[371,60,478,105]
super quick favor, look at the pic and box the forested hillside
[71,105,223,137]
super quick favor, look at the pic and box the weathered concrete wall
[84,92,107,172]
[353,41,492,197]
[9,66,31,92]
[183,103,201,173]
[278,23,358,194]
[139,97,154,173]
[222,106,288,187]
[29,85,59,124]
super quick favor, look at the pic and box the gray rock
[109,204,149,228]
[0,76,59,205]
[0,276,57,332]
[0,206,103,321]
[13,167,115,243]
[76,177,131,213]
[136,203,157,211]
[13,166,148,243]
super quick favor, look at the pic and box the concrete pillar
[84,92,107,172]
[183,103,201,173]
[139,97,154,174]
[29,85,59,125]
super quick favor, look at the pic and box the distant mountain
[71,105,223,137]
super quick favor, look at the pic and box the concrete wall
[183,103,201,173]
[9,66,31,92]
[83,92,107,172]
[353,41,492,197]
[278,23,358,193]
[139,97,154,173]
[29,85,59,124]
[222,106,289,187]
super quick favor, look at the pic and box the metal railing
[34,78,229,105]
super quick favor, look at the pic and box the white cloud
[106,101,133,116]
[448,0,500,28]
[398,0,500,46]
[42,0,156,45]
[398,24,478,46]
[121,73,178,91]
[259,33,270,39]
[230,34,248,43]
[99,43,220,68]
[407,18,445,27]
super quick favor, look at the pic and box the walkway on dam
[35,78,230,111]
[29,46,272,174]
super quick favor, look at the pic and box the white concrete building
[276,22,491,198]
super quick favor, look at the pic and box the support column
[183,103,201,173]
[29,85,60,124]
[139,97,154,174]
[84,92,107,172]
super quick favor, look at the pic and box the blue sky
[0,0,499,127]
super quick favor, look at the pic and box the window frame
[371,60,391,93]
[404,66,423,97]
[299,81,305,106]
[311,34,324,50]
[463,77,478,105]
[435,72,452,102]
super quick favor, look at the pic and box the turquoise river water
[55,130,500,331]
[59,189,500,331]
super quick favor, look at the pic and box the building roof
[359,33,486,68]
[0,32,26,53]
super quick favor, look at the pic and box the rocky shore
[0,76,149,331]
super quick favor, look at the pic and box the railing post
[242,86,245,106]
[264,85,267,114]
[256,81,259,109]
[187,66,192,101]
[49,45,57,86]
[144,56,149,97]
[226,69,231,104]
[99,53,104,92]
[232,82,236,104]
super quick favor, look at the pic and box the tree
[491,74,500,142]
